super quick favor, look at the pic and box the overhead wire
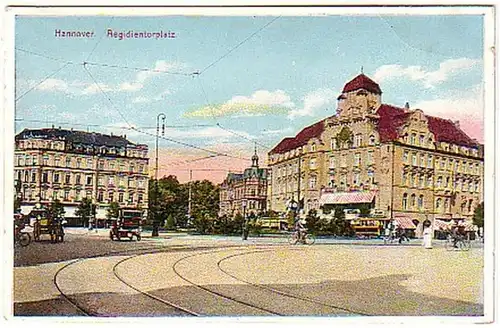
[15,62,71,102]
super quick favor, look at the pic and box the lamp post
[153,113,166,237]
[242,199,248,240]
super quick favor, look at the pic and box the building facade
[14,127,149,224]
[219,149,268,217]
[268,74,484,236]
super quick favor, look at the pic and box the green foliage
[164,214,176,230]
[75,198,93,227]
[358,204,371,217]
[473,202,484,228]
[106,201,120,219]
[305,209,321,234]
[47,199,66,219]
[336,126,353,147]
[193,213,212,234]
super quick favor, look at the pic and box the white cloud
[287,88,337,119]
[413,84,484,142]
[132,96,151,103]
[374,58,480,88]
[184,90,295,118]
[261,127,293,135]
[35,78,69,91]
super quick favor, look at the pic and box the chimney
[124,134,127,139]
[454,120,460,128]
[51,124,55,129]
[111,132,113,136]
[58,126,61,130]
[404,102,410,110]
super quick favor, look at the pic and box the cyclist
[294,218,307,243]
[449,222,463,248]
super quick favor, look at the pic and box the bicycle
[445,234,471,251]
[14,225,31,247]
[288,230,316,245]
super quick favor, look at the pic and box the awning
[393,217,417,229]
[434,219,450,230]
[320,191,376,205]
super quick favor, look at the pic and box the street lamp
[242,199,248,240]
[153,113,166,237]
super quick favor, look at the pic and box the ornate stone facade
[14,127,149,223]
[268,74,483,236]
[219,149,268,217]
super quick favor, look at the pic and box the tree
[75,198,93,227]
[305,209,321,234]
[473,202,484,228]
[164,214,176,230]
[47,199,66,219]
[106,201,120,220]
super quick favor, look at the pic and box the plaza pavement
[13,228,484,317]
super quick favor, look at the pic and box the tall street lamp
[153,113,166,237]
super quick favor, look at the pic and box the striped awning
[435,219,476,232]
[393,217,417,229]
[320,191,377,205]
[434,219,450,230]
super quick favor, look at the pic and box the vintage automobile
[110,209,143,241]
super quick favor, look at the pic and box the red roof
[376,104,478,147]
[342,74,382,95]
[270,120,326,154]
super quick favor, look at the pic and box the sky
[14,13,485,183]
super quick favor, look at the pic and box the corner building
[14,127,149,225]
[268,74,483,236]
[219,149,268,217]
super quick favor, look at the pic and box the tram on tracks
[110,209,144,241]
[28,206,65,243]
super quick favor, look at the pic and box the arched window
[402,193,408,210]
[468,199,473,213]
[436,198,443,211]
[410,194,416,208]
[444,198,449,212]
[369,135,376,145]
[418,195,424,209]
[402,172,407,186]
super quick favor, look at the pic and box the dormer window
[311,143,316,152]
[411,133,416,145]
[369,135,376,145]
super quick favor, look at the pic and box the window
[341,154,347,167]
[331,138,337,150]
[64,191,69,200]
[475,181,480,192]
[367,151,374,164]
[66,157,71,167]
[128,193,134,203]
[65,174,71,184]
[418,195,424,209]
[402,193,408,210]
[328,174,335,187]
[403,151,409,162]
[353,173,360,186]
[98,176,104,186]
[419,175,425,188]
[87,159,93,169]
[444,198,449,212]
[354,134,362,147]
[76,158,81,168]
[309,158,317,169]
[402,172,408,186]
[468,200,473,213]
[76,174,81,184]
[31,172,36,182]
[309,176,317,189]
[108,192,114,202]
[54,157,60,167]
[98,160,104,170]
[448,159,453,170]
[32,156,38,165]
[138,193,143,204]
[410,194,416,208]
[427,155,433,168]
[119,177,125,187]
[420,154,425,167]
[369,135,375,145]
[128,178,134,187]
[311,143,316,152]
[368,170,375,185]
[412,174,418,187]
[440,158,445,169]
[98,191,104,202]
[437,176,442,188]
[456,179,462,191]
[138,179,144,188]
[411,133,416,145]
[427,176,433,188]
[109,176,115,186]
[118,193,124,203]
[436,198,442,211]
[463,161,467,173]
[419,135,425,145]
[329,157,336,169]
[86,175,93,185]
[110,162,115,170]
[445,177,450,188]
[54,173,60,183]
[42,172,48,183]
[130,164,135,172]
[26,155,32,166]
[461,202,466,213]
[412,153,417,166]
[354,153,361,167]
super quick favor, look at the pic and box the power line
[216,123,272,149]
[200,16,281,74]
[15,62,71,102]
[15,47,75,65]
[84,61,192,76]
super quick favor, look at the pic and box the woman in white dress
[422,220,432,249]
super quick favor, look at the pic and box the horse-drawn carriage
[110,209,143,241]
[29,207,65,243]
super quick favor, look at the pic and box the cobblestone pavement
[12,229,484,318]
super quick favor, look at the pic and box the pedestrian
[422,221,432,249]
